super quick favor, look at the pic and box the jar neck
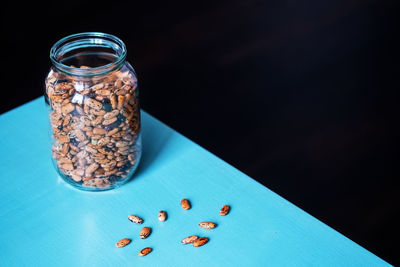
[50,32,127,77]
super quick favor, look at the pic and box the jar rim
[50,32,127,77]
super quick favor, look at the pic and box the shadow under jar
[44,32,142,191]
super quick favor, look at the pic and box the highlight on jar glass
[44,32,142,191]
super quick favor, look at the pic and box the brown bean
[71,174,82,182]
[61,103,75,115]
[138,247,152,256]
[97,137,110,146]
[93,127,107,135]
[181,235,199,245]
[199,222,217,229]
[73,129,86,141]
[193,237,209,247]
[91,83,104,90]
[181,199,191,210]
[128,215,143,224]
[96,89,111,96]
[117,95,124,109]
[116,238,131,248]
[91,115,103,126]
[62,163,74,171]
[220,205,230,216]
[106,128,119,136]
[55,82,73,93]
[91,109,106,116]
[110,95,117,109]
[103,117,117,125]
[84,98,102,110]
[115,79,123,88]
[139,227,151,239]
[103,110,119,120]
[58,135,70,144]
[85,163,99,176]
[158,211,167,222]
[58,157,72,164]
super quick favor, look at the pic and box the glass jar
[44,32,141,191]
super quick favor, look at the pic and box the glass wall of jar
[44,32,141,191]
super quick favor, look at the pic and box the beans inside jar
[45,32,142,191]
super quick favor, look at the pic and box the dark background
[2,0,399,264]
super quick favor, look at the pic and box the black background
[2,0,399,265]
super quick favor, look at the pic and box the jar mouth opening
[50,32,127,77]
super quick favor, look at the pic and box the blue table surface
[0,98,390,267]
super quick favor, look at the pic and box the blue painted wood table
[0,98,390,266]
